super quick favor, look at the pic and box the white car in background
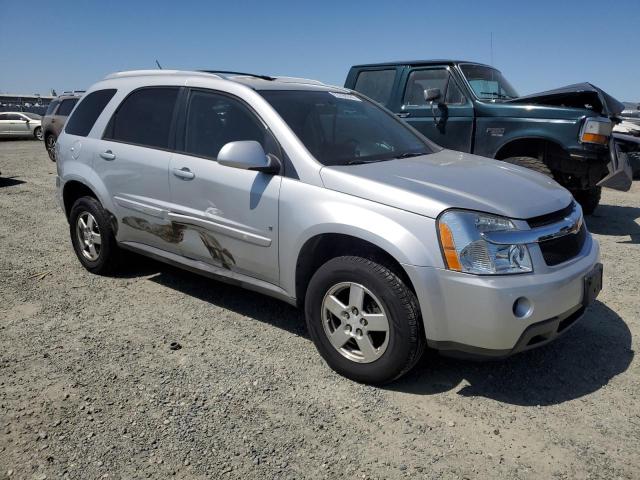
[0,112,43,140]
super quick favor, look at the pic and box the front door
[169,88,281,284]
[399,67,474,152]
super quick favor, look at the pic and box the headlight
[437,210,533,275]
[580,117,612,145]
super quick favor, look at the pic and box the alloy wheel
[321,282,390,363]
[76,212,102,261]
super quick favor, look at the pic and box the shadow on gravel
[0,176,26,188]
[127,257,307,337]
[389,300,633,406]
[586,204,640,244]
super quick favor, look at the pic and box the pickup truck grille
[538,223,587,266]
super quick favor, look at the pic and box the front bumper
[403,233,600,357]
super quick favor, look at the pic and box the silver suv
[56,70,602,384]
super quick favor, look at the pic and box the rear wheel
[571,187,601,215]
[503,156,553,177]
[45,134,56,161]
[69,196,122,275]
[304,256,425,385]
[34,127,43,141]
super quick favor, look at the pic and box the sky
[1,0,639,101]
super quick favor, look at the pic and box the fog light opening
[513,297,533,318]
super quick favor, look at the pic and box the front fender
[278,178,442,298]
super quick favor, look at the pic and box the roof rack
[104,70,222,80]
[199,70,275,81]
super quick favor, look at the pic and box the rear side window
[104,87,179,149]
[353,69,396,106]
[45,100,59,116]
[65,89,116,137]
[57,98,79,116]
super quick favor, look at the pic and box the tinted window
[0,114,7,120]
[182,90,273,159]
[4,114,22,121]
[45,100,59,116]
[105,87,179,149]
[65,89,116,137]
[260,90,435,166]
[353,69,396,106]
[57,98,79,116]
[23,112,42,120]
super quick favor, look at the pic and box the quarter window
[182,90,273,159]
[45,100,59,116]
[56,98,79,116]
[353,69,396,106]
[104,87,179,149]
[65,89,117,137]
[403,69,466,106]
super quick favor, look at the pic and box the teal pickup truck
[345,60,634,213]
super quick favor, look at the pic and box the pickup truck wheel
[305,256,425,385]
[69,196,121,275]
[503,156,553,177]
[571,187,601,215]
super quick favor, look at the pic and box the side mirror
[217,141,280,174]
[424,88,442,103]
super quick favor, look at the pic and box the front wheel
[305,256,425,385]
[571,187,601,215]
[34,127,43,141]
[45,134,56,161]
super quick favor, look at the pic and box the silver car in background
[0,112,43,140]
[55,70,602,384]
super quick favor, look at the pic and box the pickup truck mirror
[218,141,280,174]
[424,88,442,103]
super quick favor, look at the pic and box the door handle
[395,112,411,118]
[99,150,116,161]
[173,167,195,180]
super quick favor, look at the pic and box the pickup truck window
[459,64,518,100]
[260,90,434,166]
[403,69,465,106]
[353,69,396,106]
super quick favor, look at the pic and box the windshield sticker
[329,92,361,102]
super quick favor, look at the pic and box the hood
[320,150,573,219]
[507,82,624,117]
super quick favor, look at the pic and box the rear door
[398,66,474,152]
[95,86,182,253]
[0,114,10,135]
[168,88,281,284]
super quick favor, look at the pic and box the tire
[34,127,43,141]
[502,156,553,177]
[69,196,122,275]
[304,256,425,385]
[45,134,56,162]
[571,187,601,215]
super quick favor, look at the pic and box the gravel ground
[1,139,639,480]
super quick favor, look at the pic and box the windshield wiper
[395,152,427,159]
[346,159,386,165]
[480,92,512,99]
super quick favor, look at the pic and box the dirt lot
[1,139,639,480]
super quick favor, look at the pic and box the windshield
[259,90,436,166]
[460,64,519,101]
[22,112,41,120]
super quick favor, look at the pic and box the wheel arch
[294,232,418,308]
[494,136,569,165]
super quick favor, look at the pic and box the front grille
[538,223,587,266]
[527,201,575,228]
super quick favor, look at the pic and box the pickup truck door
[396,66,474,152]
[168,88,281,285]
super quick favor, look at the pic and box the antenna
[490,32,494,66]
[155,59,163,70]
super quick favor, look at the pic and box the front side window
[104,87,179,149]
[56,98,79,116]
[260,90,436,166]
[65,89,116,137]
[182,90,274,159]
[353,69,396,106]
[22,112,42,120]
[460,64,519,101]
[403,69,466,106]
